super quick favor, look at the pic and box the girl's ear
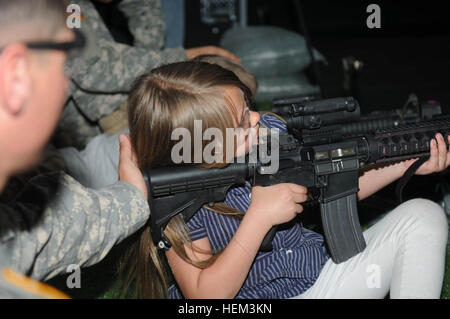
[0,44,31,116]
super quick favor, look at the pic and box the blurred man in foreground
[0,0,149,298]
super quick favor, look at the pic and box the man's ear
[0,44,31,116]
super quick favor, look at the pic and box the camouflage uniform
[0,144,68,204]
[118,0,166,50]
[55,0,187,149]
[0,171,149,298]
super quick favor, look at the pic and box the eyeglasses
[237,106,251,131]
[0,30,86,77]
[25,29,86,53]
[0,29,86,53]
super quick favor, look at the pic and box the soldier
[0,0,149,298]
[56,0,240,149]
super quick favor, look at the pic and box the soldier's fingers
[119,134,133,162]
[214,47,241,63]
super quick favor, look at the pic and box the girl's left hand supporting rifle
[402,133,450,175]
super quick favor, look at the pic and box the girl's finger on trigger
[288,183,308,194]
[293,193,307,204]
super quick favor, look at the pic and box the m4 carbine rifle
[143,98,450,264]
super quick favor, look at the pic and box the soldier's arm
[71,39,187,93]
[67,0,187,122]
[118,0,166,49]
[70,0,185,92]
[0,172,149,281]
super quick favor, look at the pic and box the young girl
[121,61,449,299]
[58,54,257,190]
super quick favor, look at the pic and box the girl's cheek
[235,141,248,158]
[235,130,259,158]
[250,111,261,127]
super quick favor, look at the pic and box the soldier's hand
[185,46,241,63]
[118,134,148,199]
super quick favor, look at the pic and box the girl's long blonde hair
[120,61,252,299]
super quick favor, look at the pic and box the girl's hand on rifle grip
[247,183,308,229]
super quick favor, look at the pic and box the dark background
[94,0,450,113]
[184,0,450,114]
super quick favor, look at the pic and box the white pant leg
[293,198,448,299]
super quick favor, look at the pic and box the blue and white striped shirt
[169,113,330,299]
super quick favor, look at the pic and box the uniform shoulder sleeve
[0,172,149,281]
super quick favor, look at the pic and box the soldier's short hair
[0,0,67,44]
